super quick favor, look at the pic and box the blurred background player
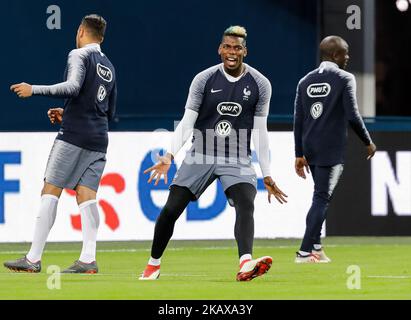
[140,26,287,281]
[4,14,117,273]
[293,35,376,263]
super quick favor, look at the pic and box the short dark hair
[81,14,107,41]
[222,25,247,46]
[319,35,348,61]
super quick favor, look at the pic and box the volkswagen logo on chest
[215,120,232,137]
[310,102,323,119]
[97,85,107,102]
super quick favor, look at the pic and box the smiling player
[140,26,287,281]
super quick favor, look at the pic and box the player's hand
[263,176,288,204]
[47,108,64,124]
[366,143,377,160]
[10,82,33,98]
[143,153,173,186]
[295,157,310,179]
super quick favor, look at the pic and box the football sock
[79,200,100,263]
[313,244,322,251]
[239,254,252,266]
[27,194,59,262]
[148,257,161,266]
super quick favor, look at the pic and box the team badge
[243,87,251,100]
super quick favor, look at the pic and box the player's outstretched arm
[170,108,198,156]
[263,176,288,204]
[251,111,287,204]
[10,82,32,98]
[29,50,86,99]
[143,153,173,186]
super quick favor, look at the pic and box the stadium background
[0,0,410,243]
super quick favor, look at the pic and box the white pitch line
[0,249,148,255]
[0,245,278,255]
[367,275,411,279]
[159,273,208,277]
[1,243,388,255]
[0,272,208,278]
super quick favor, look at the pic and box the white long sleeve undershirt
[252,116,271,177]
[169,108,199,157]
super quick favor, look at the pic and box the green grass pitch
[0,237,410,300]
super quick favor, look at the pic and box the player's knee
[313,191,331,203]
[233,198,254,216]
[243,201,255,217]
[41,182,63,198]
[159,203,181,221]
[75,186,96,204]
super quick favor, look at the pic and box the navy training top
[185,63,271,159]
[32,43,117,153]
[293,61,372,166]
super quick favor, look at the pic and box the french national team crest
[243,86,251,101]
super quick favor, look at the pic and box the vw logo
[310,102,323,119]
[97,85,107,102]
[215,120,232,137]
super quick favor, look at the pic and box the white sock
[240,254,252,265]
[313,244,322,251]
[26,194,59,262]
[148,257,161,266]
[79,200,100,263]
[299,250,311,256]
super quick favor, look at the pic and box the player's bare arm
[144,153,174,186]
[263,176,288,204]
[10,82,32,98]
[47,108,64,124]
[295,157,310,179]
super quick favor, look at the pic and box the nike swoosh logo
[211,89,223,93]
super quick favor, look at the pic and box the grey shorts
[44,139,106,191]
[171,155,257,200]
